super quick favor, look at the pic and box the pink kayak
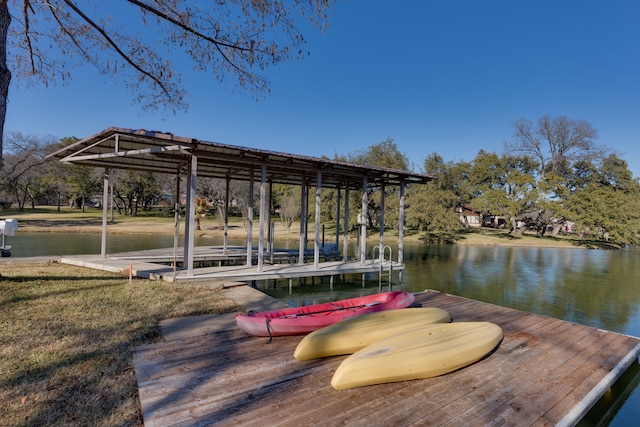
[235,291,416,337]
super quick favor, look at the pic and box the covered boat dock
[48,128,434,282]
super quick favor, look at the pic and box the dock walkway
[132,290,640,426]
[61,246,401,283]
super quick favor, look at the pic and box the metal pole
[258,163,267,272]
[247,169,254,267]
[343,183,349,262]
[398,180,406,264]
[100,168,109,258]
[184,153,197,275]
[298,175,307,265]
[314,171,322,269]
[379,184,385,261]
[360,177,368,265]
[224,176,230,254]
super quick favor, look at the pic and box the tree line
[1,115,639,246]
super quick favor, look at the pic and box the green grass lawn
[0,262,240,426]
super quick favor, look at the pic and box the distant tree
[404,182,460,235]
[40,137,78,210]
[469,151,539,235]
[198,177,250,229]
[0,132,51,210]
[198,178,228,228]
[423,152,472,208]
[404,152,471,235]
[349,138,409,171]
[1,0,334,165]
[66,163,101,212]
[567,155,640,244]
[273,184,301,233]
[507,116,601,179]
[347,138,409,229]
[111,171,162,216]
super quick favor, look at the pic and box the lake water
[5,233,640,426]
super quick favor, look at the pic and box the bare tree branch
[1,0,333,163]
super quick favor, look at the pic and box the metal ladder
[373,244,393,291]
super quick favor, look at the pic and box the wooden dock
[132,291,640,426]
[61,246,401,283]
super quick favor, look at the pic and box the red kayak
[235,291,415,337]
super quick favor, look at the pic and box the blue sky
[6,0,640,177]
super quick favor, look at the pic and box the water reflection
[400,244,640,338]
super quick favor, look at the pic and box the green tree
[113,171,160,215]
[1,0,334,165]
[404,182,460,235]
[404,153,470,235]
[347,138,409,230]
[567,155,640,244]
[423,153,473,208]
[469,151,539,235]
[66,164,101,212]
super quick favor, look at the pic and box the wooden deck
[132,291,640,426]
[61,246,400,283]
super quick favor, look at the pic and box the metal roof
[48,127,434,189]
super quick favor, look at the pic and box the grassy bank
[0,262,240,426]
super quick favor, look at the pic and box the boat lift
[0,218,17,257]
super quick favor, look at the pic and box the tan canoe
[293,307,451,361]
[331,321,503,390]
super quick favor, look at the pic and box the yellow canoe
[294,307,451,361]
[331,321,503,390]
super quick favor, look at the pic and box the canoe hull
[294,307,451,360]
[331,321,503,390]
[235,291,416,337]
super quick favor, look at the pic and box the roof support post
[100,168,109,258]
[267,180,273,261]
[314,171,322,269]
[246,169,254,267]
[343,183,350,262]
[298,175,307,265]
[360,177,368,265]
[379,184,385,261]
[224,176,230,254]
[173,171,181,275]
[398,180,406,264]
[184,153,197,275]
[335,185,341,248]
[257,163,267,272]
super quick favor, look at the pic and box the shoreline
[9,220,581,250]
[1,207,597,250]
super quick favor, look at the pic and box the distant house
[483,215,507,228]
[454,205,482,228]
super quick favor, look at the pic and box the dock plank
[133,291,640,426]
